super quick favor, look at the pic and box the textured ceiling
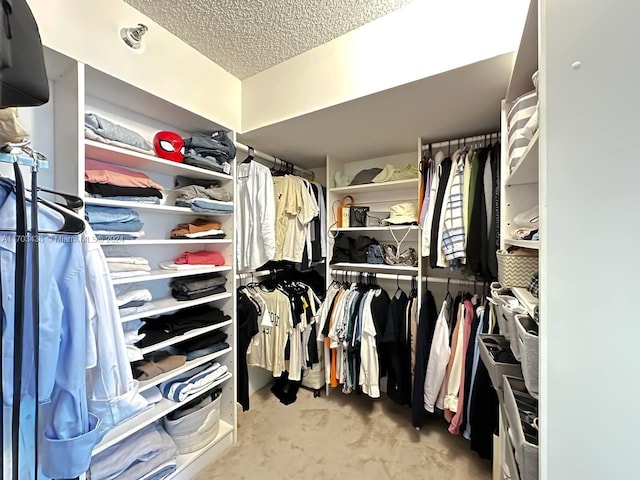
[123,0,415,79]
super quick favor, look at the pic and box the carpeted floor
[194,385,493,480]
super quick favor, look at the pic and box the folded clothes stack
[140,386,163,406]
[170,218,225,239]
[132,350,187,381]
[171,331,229,361]
[159,250,226,273]
[122,320,146,362]
[170,272,228,301]
[190,198,233,214]
[85,158,164,204]
[174,179,232,214]
[89,423,178,480]
[85,204,146,240]
[159,361,230,402]
[182,131,235,174]
[164,388,223,454]
[106,255,151,279]
[85,113,154,155]
[114,284,154,317]
[136,304,230,348]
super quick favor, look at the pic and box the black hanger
[242,146,254,164]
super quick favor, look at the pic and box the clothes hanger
[242,146,254,164]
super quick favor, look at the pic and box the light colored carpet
[194,386,492,480]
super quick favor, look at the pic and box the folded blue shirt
[90,219,144,232]
[85,205,139,223]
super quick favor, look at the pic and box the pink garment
[448,299,474,435]
[85,158,164,190]
[174,250,225,266]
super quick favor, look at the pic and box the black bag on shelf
[349,206,369,228]
[1,0,50,107]
[330,233,353,264]
[352,235,377,263]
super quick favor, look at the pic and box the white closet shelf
[84,197,233,216]
[504,238,539,249]
[99,239,232,246]
[119,292,233,323]
[330,225,420,232]
[85,140,234,182]
[330,263,419,274]
[512,287,539,319]
[505,132,539,186]
[139,320,232,355]
[91,374,232,456]
[165,421,234,480]
[329,178,418,193]
[505,0,538,102]
[111,266,232,285]
[138,347,232,393]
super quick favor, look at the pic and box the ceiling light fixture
[120,23,148,50]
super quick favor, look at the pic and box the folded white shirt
[158,261,216,271]
[114,285,153,307]
[119,303,155,318]
[108,262,152,273]
[184,229,225,238]
[94,230,146,238]
[106,256,150,265]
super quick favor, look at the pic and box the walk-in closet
[2,0,638,479]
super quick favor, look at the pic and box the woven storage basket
[497,250,538,288]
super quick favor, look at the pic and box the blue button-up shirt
[0,178,101,479]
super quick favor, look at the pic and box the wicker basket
[497,250,538,288]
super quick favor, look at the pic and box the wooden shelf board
[329,178,418,193]
[513,287,539,319]
[119,292,232,323]
[85,197,233,216]
[505,132,539,186]
[110,266,231,286]
[138,347,232,393]
[138,320,232,355]
[85,140,233,182]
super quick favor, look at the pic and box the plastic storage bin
[515,314,539,399]
[504,376,538,480]
[478,335,523,392]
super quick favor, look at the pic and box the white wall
[242,0,529,132]
[540,0,640,478]
[27,0,242,131]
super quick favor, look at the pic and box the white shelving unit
[496,2,540,480]
[325,149,423,311]
[27,55,241,479]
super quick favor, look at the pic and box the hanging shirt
[359,291,380,398]
[0,180,102,479]
[237,161,276,271]
[423,299,451,413]
[422,151,445,256]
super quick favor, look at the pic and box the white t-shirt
[359,291,380,398]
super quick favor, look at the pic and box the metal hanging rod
[330,269,425,282]
[421,132,500,151]
[236,142,315,180]
[236,269,277,281]
[426,276,479,285]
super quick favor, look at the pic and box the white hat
[383,203,418,225]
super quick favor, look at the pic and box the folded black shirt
[172,285,227,301]
[85,182,163,198]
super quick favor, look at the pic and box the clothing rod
[425,276,479,285]
[421,132,500,151]
[236,269,275,280]
[235,142,315,180]
[330,270,424,282]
